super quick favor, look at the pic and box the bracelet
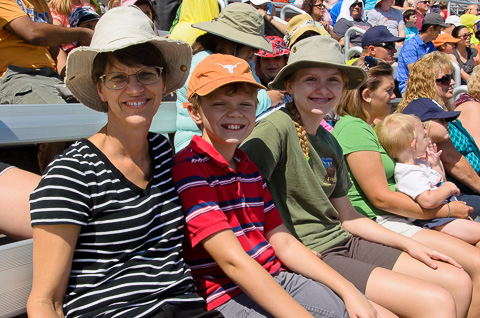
[447,202,451,218]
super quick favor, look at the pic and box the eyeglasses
[373,42,396,50]
[435,73,454,86]
[99,66,163,90]
[460,32,472,39]
[351,2,362,7]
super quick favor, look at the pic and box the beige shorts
[375,215,423,238]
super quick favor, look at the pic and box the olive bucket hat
[269,36,367,90]
[192,2,273,53]
[66,6,192,112]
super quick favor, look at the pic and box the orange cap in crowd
[432,33,461,48]
[187,54,266,100]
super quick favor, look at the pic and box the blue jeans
[457,193,480,221]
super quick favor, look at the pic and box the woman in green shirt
[333,56,480,317]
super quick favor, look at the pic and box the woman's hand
[448,200,473,218]
[343,292,380,318]
[404,239,463,270]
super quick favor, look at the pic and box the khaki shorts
[375,215,423,238]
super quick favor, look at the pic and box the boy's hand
[343,292,380,318]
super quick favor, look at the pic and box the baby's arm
[416,182,460,209]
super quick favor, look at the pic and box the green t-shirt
[241,108,352,253]
[332,115,396,219]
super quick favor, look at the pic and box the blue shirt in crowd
[397,34,436,93]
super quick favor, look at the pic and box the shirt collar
[188,135,249,170]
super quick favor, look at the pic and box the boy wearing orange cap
[171,53,382,318]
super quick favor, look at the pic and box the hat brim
[188,78,266,100]
[428,111,461,122]
[268,60,367,90]
[192,21,274,53]
[373,35,405,44]
[66,37,192,112]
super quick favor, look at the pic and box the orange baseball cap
[187,54,266,100]
[432,33,461,48]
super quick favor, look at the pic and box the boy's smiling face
[188,85,257,156]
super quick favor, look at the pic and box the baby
[376,112,480,246]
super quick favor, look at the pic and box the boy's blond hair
[375,113,421,159]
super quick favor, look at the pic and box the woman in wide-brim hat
[174,2,275,151]
[241,35,473,317]
[27,6,223,318]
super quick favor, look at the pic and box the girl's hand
[343,291,380,318]
[405,240,462,270]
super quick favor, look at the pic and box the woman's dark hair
[301,0,316,15]
[452,25,468,38]
[135,0,157,21]
[92,42,167,83]
[191,32,239,55]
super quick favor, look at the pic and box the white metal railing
[344,26,366,63]
[280,4,305,20]
[453,85,468,101]
[452,61,462,90]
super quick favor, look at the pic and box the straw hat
[66,6,192,112]
[284,14,328,48]
[192,3,273,53]
[269,36,366,90]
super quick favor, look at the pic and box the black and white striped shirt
[30,133,203,317]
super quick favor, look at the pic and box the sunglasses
[435,73,454,86]
[460,32,472,39]
[351,2,362,7]
[314,3,325,7]
[373,42,396,50]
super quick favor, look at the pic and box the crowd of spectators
[4,0,480,316]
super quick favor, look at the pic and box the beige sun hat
[284,14,329,48]
[66,6,192,112]
[191,2,273,53]
[269,36,366,90]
